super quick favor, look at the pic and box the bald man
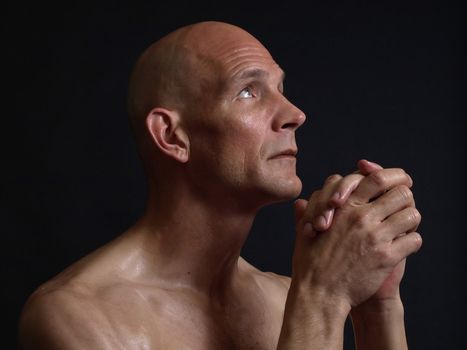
[19,22,422,349]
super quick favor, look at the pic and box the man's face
[183,27,306,208]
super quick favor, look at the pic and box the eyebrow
[233,67,286,82]
[219,68,286,96]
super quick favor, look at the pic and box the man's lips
[269,149,298,159]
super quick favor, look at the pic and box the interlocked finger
[379,207,422,240]
[369,185,415,221]
[389,231,423,264]
[350,168,413,205]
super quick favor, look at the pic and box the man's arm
[350,270,408,350]
[277,165,372,349]
[277,163,422,349]
[348,161,419,350]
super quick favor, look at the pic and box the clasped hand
[292,159,422,310]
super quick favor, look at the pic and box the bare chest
[97,286,284,350]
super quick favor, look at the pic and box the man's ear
[146,107,190,163]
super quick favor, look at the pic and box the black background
[3,1,466,349]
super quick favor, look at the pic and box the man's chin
[260,177,303,205]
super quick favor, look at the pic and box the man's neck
[128,187,258,297]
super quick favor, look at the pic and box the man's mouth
[270,149,297,159]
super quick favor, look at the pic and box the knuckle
[399,169,413,186]
[325,174,342,184]
[350,210,370,228]
[413,232,423,248]
[374,246,394,266]
[395,168,405,174]
[368,171,387,188]
[406,233,423,255]
[395,185,413,202]
[408,207,421,224]
[394,168,406,178]
[365,231,379,246]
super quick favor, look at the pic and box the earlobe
[146,108,190,163]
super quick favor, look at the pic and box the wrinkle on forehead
[221,51,279,79]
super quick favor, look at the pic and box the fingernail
[324,210,333,225]
[317,215,327,228]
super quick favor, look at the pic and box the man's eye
[238,87,254,98]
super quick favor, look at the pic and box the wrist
[351,296,404,318]
[350,298,408,350]
[287,279,351,323]
[278,281,351,349]
[350,297,405,329]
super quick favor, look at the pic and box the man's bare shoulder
[18,235,161,349]
[239,257,291,305]
[19,275,167,349]
[19,280,112,350]
[240,257,291,284]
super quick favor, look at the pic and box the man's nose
[272,96,306,132]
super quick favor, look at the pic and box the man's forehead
[198,41,282,86]
[232,67,285,82]
[175,22,278,73]
[151,21,284,98]
[219,46,280,75]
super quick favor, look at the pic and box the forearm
[350,298,408,350]
[277,283,350,350]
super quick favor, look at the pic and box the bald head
[126,21,304,203]
[127,21,269,137]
